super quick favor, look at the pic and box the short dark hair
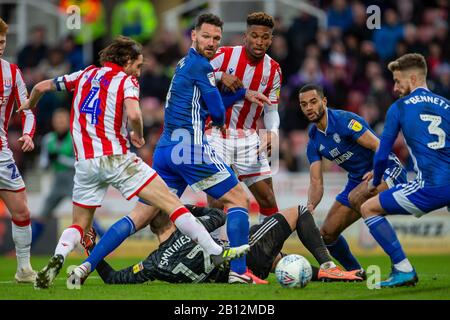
[388,53,427,76]
[149,211,172,235]
[247,12,274,29]
[99,36,143,67]
[195,13,223,30]
[0,18,8,35]
[299,84,325,98]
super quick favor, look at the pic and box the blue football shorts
[139,143,238,204]
[336,158,407,208]
[379,181,450,217]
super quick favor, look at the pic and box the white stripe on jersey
[192,86,202,145]
[243,55,272,129]
[87,68,108,158]
[0,60,13,153]
[103,74,122,155]
[71,68,90,160]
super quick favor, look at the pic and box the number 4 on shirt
[80,87,101,125]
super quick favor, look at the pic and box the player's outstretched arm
[307,161,324,213]
[96,259,155,285]
[244,90,271,107]
[17,79,56,112]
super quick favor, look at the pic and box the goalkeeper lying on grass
[79,205,363,285]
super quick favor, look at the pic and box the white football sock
[320,261,337,269]
[394,258,413,273]
[11,221,32,271]
[173,212,223,256]
[54,226,82,259]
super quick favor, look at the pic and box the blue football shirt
[374,87,450,187]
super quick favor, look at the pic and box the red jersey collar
[103,62,125,72]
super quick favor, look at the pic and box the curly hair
[388,53,427,76]
[247,12,274,29]
[99,36,143,67]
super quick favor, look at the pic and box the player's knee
[10,204,30,222]
[207,196,224,210]
[257,191,277,209]
[320,226,339,245]
[360,201,372,218]
[223,184,249,208]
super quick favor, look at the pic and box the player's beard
[308,104,325,123]
[195,42,215,60]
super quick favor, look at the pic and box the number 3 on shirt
[420,114,445,150]
[80,87,101,125]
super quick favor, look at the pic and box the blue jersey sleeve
[192,60,218,94]
[221,88,246,109]
[306,140,321,164]
[373,103,401,186]
[191,60,227,125]
[342,113,368,141]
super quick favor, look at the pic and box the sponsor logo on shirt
[133,262,144,274]
[207,72,216,86]
[348,119,362,132]
[3,79,11,88]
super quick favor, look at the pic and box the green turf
[1,255,449,300]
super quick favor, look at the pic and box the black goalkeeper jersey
[96,209,230,284]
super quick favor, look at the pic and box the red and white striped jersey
[54,62,139,160]
[0,59,36,160]
[210,46,282,131]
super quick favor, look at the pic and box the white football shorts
[0,157,26,192]
[73,153,157,208]
[207,129,271,186]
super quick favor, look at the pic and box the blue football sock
[31,221,45,245]
[227,207,249,274]
[365,215,406,265]
[326,235,361,270]
[92,219,106,238]
[85,216,136,270]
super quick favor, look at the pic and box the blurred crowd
[5,0,449,178]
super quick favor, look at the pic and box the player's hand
[16,99,32,113]
[363,171,373,181]
[220,73,243,93]
[307,204,315,214]
[245,90,271,107]
[18,134,34,152]
[258,130,278,157]
[206,121,227,136]
[130,131,145,148]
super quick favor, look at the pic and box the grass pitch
[1,255,449,300]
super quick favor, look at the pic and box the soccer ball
[275,254,312,288]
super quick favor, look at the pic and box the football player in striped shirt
[0,18,37,283]
[300,84,407,278]
[207,12,282,225]
[19,36,249,289]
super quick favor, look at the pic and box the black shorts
[247,213,292,279]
